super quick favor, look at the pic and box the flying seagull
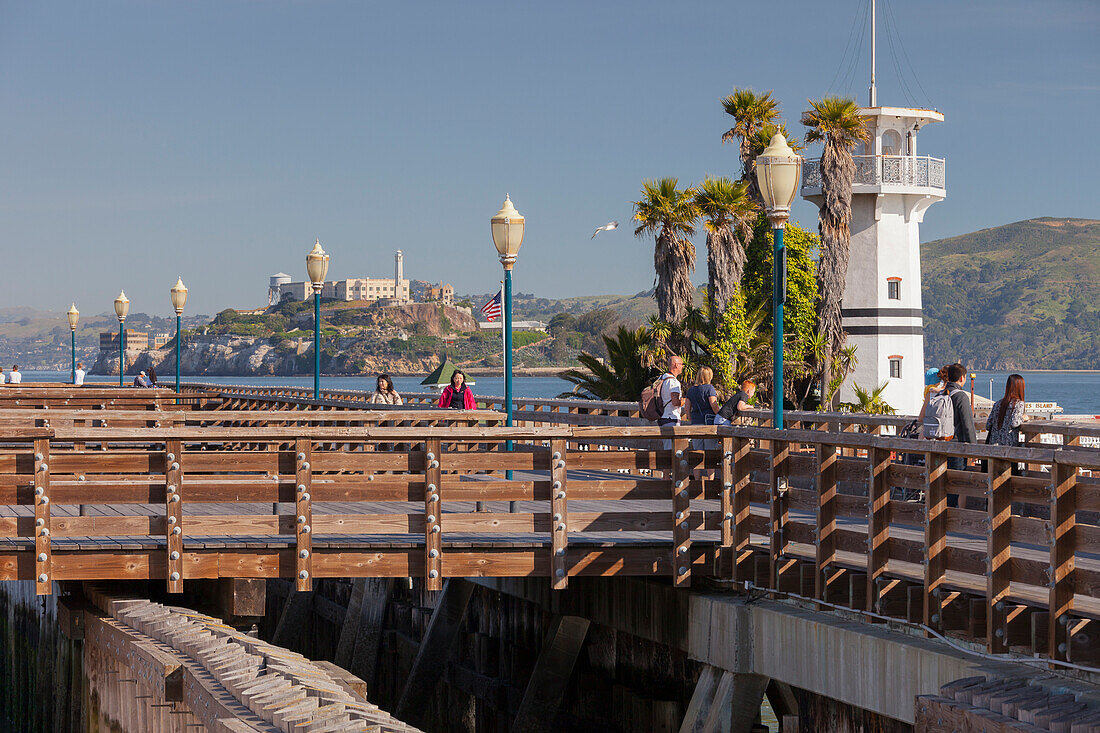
[591,221,620,239]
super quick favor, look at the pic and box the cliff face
[91,335,442,377]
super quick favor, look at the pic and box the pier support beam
[395,579,474,726]
[335,577,392,693]
[271,588,314,647]
[511,615,590,733]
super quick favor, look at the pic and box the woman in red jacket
[438,370,477,409]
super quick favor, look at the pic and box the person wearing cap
[133,371,151,387]
[918,366,948,423]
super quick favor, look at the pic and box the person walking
[715,380,756,425]
[369,374,403,405]
[8,365,21,384]
[986,373,1028,475]
[74,361,86,386]
[147,366,158,387]
[941,363,976,507]
[656,356,685,427]
[438,370,476,409]
[917,367,948,423]
[685,366,720,426]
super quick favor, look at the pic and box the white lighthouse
[801,1,945,415]
[394,250,409,303]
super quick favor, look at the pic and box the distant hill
[461,287,704,326]
[922,217,1100,369]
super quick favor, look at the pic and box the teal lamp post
[66,304,79,383]
[491,195,525,505]
[170,277,188,395]
[755,133,802,429]
[114,291,130,386]
[306,239,330,400]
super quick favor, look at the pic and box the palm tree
[720,88,780,201]
[558,326,657,401]
[801,96,869,393]
[694,177,757,315]
[633,178,699,323]
[841,380,895,416]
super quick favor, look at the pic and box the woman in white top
[75,362,86,386]
[0,367,6,384]
[368,374,402,405]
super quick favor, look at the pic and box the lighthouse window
[887,280,901,300]
[889,359,902,379]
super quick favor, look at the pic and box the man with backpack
[639,355,685,426]
[656,355,685,426]
[922,362,975,506]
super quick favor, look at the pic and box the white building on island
[801,5,945,415]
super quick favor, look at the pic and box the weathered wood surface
[2,388,1100,668]
[80,584,422,732]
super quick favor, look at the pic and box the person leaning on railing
[986,373,1028,476]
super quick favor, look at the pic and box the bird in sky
[591,221,619,239]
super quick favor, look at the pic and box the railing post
[1049,456,1077,662]
[770,439,792,591]
[672,437,691,587]
[815,443,838,600]
[550,437,568,589]
[987,458,1012,653]
[424,438,443,591]
[732,436,753,583]
[924,450,949,633]
[165,439,184,594]
[295,438,313,592]
[719,436,734,552]
[34,437,51,596]
[867,445,892,612]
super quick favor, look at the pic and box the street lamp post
[755,134,802,430]
[170,278,188,396]
[66,304,79,384]
[114,292,130,386]
[491,195,526,504]
[306,239,330,400]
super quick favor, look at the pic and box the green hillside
[922,217,1100,369]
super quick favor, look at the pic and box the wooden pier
[3,383,1100,730]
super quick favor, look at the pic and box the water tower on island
[801,0,946,415]
[269,272,292,306]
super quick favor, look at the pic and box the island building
[800,12,945,415]
[97,330,171,351]
[271,250,420,304]
[423,282,454,305]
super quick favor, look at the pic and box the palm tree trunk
[815,136,856,371]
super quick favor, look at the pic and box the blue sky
[1,0,1097,316]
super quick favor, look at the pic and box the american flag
[480,288,503,322]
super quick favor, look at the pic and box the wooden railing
[182,383,1100,453]
[2,418,1099,664]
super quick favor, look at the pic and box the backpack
[923,388,955,439]
[639,376,668,422]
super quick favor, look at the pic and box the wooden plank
[295,438,313,592]
[550,438,568,589]
[34,437,51,595]
[732,437,753,583]
[1049,458,1077,662]
[511,615,590,733]
[770,440,790,590]
[987,458,1012,653]
[165,439,183,593]
[719,437,733,551]
[867,446,891,612]
[924,451,949,632]
[815,443,838,600]
[672,438,691,588]
[424,437,442,591]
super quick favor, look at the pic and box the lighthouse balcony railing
[802,154,945,192]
